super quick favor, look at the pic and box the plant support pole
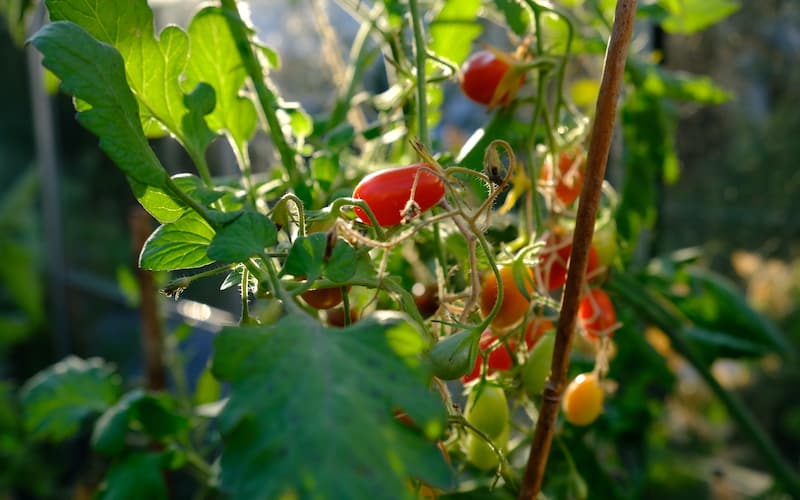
[518,1,637,498]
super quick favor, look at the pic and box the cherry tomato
[301,286,349,310]
[325,307,360,327]
[352,163,444,227]
[464,385,508,439]
[537,234,601,291]
[562,372,604,426]
[465,420,509,471]
[522,331,555,397]
[479,266,533,330]
[412,282,440,318]
[592,218,618,267]
[460,49,525,107]
[540,148,586,206]
[461,330,513,384]
[578,288,617,340]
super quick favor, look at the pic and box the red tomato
[537,234,601,291]
[540,148,586,206]
[578,288,617,340]
[462,330,514,384]
[352,164,445,227]
[479,266,533,330]
[460,50,525,107]
[301,286,349,310]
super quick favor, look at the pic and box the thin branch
[518,1,637,498]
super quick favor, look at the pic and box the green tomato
[521,331,556,397]
[593,217,618,267]
[429,329,478,380]
[465,420,509,471]
[464,384,508,439]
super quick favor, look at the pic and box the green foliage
[211,312,451,499]
[207,211,278,262]
[139,212,216,271]
[97,451,170,500]
[20,356,121,441]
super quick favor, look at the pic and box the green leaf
[140,212,215,271]
[46,0,216,159]
[20,356,121,442]
[185,6,258,153]
[657,0,739,34]
[430,0,482,67]
[97,452,168,500]
[133,173,223,224]
[324,240,361,283]
[29,22,167,188]
[493,0,531,36]
[667,267,795,359]
[207,211,278,263]
[211,311,452,499]
[281,233,328,280]
[629,60,731,104]
[93,390,189,456]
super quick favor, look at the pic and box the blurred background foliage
[0,0,799,498]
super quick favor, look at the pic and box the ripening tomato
[540,148,586,206]
[537,234,601,291]
[461,330,513,384]
[465,420,509,471]
[592,218,618,267]
[301,286,350,310]
[460,49,526,107]
[353,164,445,227]
[479,266,534,330]
[562,372,604,426]
[325,307,360,327]
[578,288,617,340]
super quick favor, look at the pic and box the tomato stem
[407,0,430,147]
[519,1,637,498]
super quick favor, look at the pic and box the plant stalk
[518,1,637,498]
[407,0,430,147]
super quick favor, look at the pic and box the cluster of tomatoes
[297,45,622,476]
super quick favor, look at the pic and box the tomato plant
[17,1,795,500]
[460,49,526,107]
[578,288,618,340]
[562,372,604,426]
[352,163,445,227]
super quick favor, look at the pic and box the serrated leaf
[324,240,359,283]
[132,174,223,224]
[98,452,168,500]
[493,0,530,36]
[281,233,328,280]
[430,0,482,67]
[140,212,215,271]
[29,22,167,188]
[207,211,278,262]
[20,356,121,442]
[46,0,216,160]
[185,6,257,153]
[657,0,739,34]
[211,311,451,500]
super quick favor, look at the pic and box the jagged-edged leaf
[20,356,121,442]
[281,232,328,280]
[185,6,257,153]
[211,311,452,500]
[97,452,169,500]
[93,389,189,456]
[207,211,278,262]
[139,212,215,271]
[47,0,216,157]
[430,0,482,67]
[132,174,224,224]
[29,22,167,188]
